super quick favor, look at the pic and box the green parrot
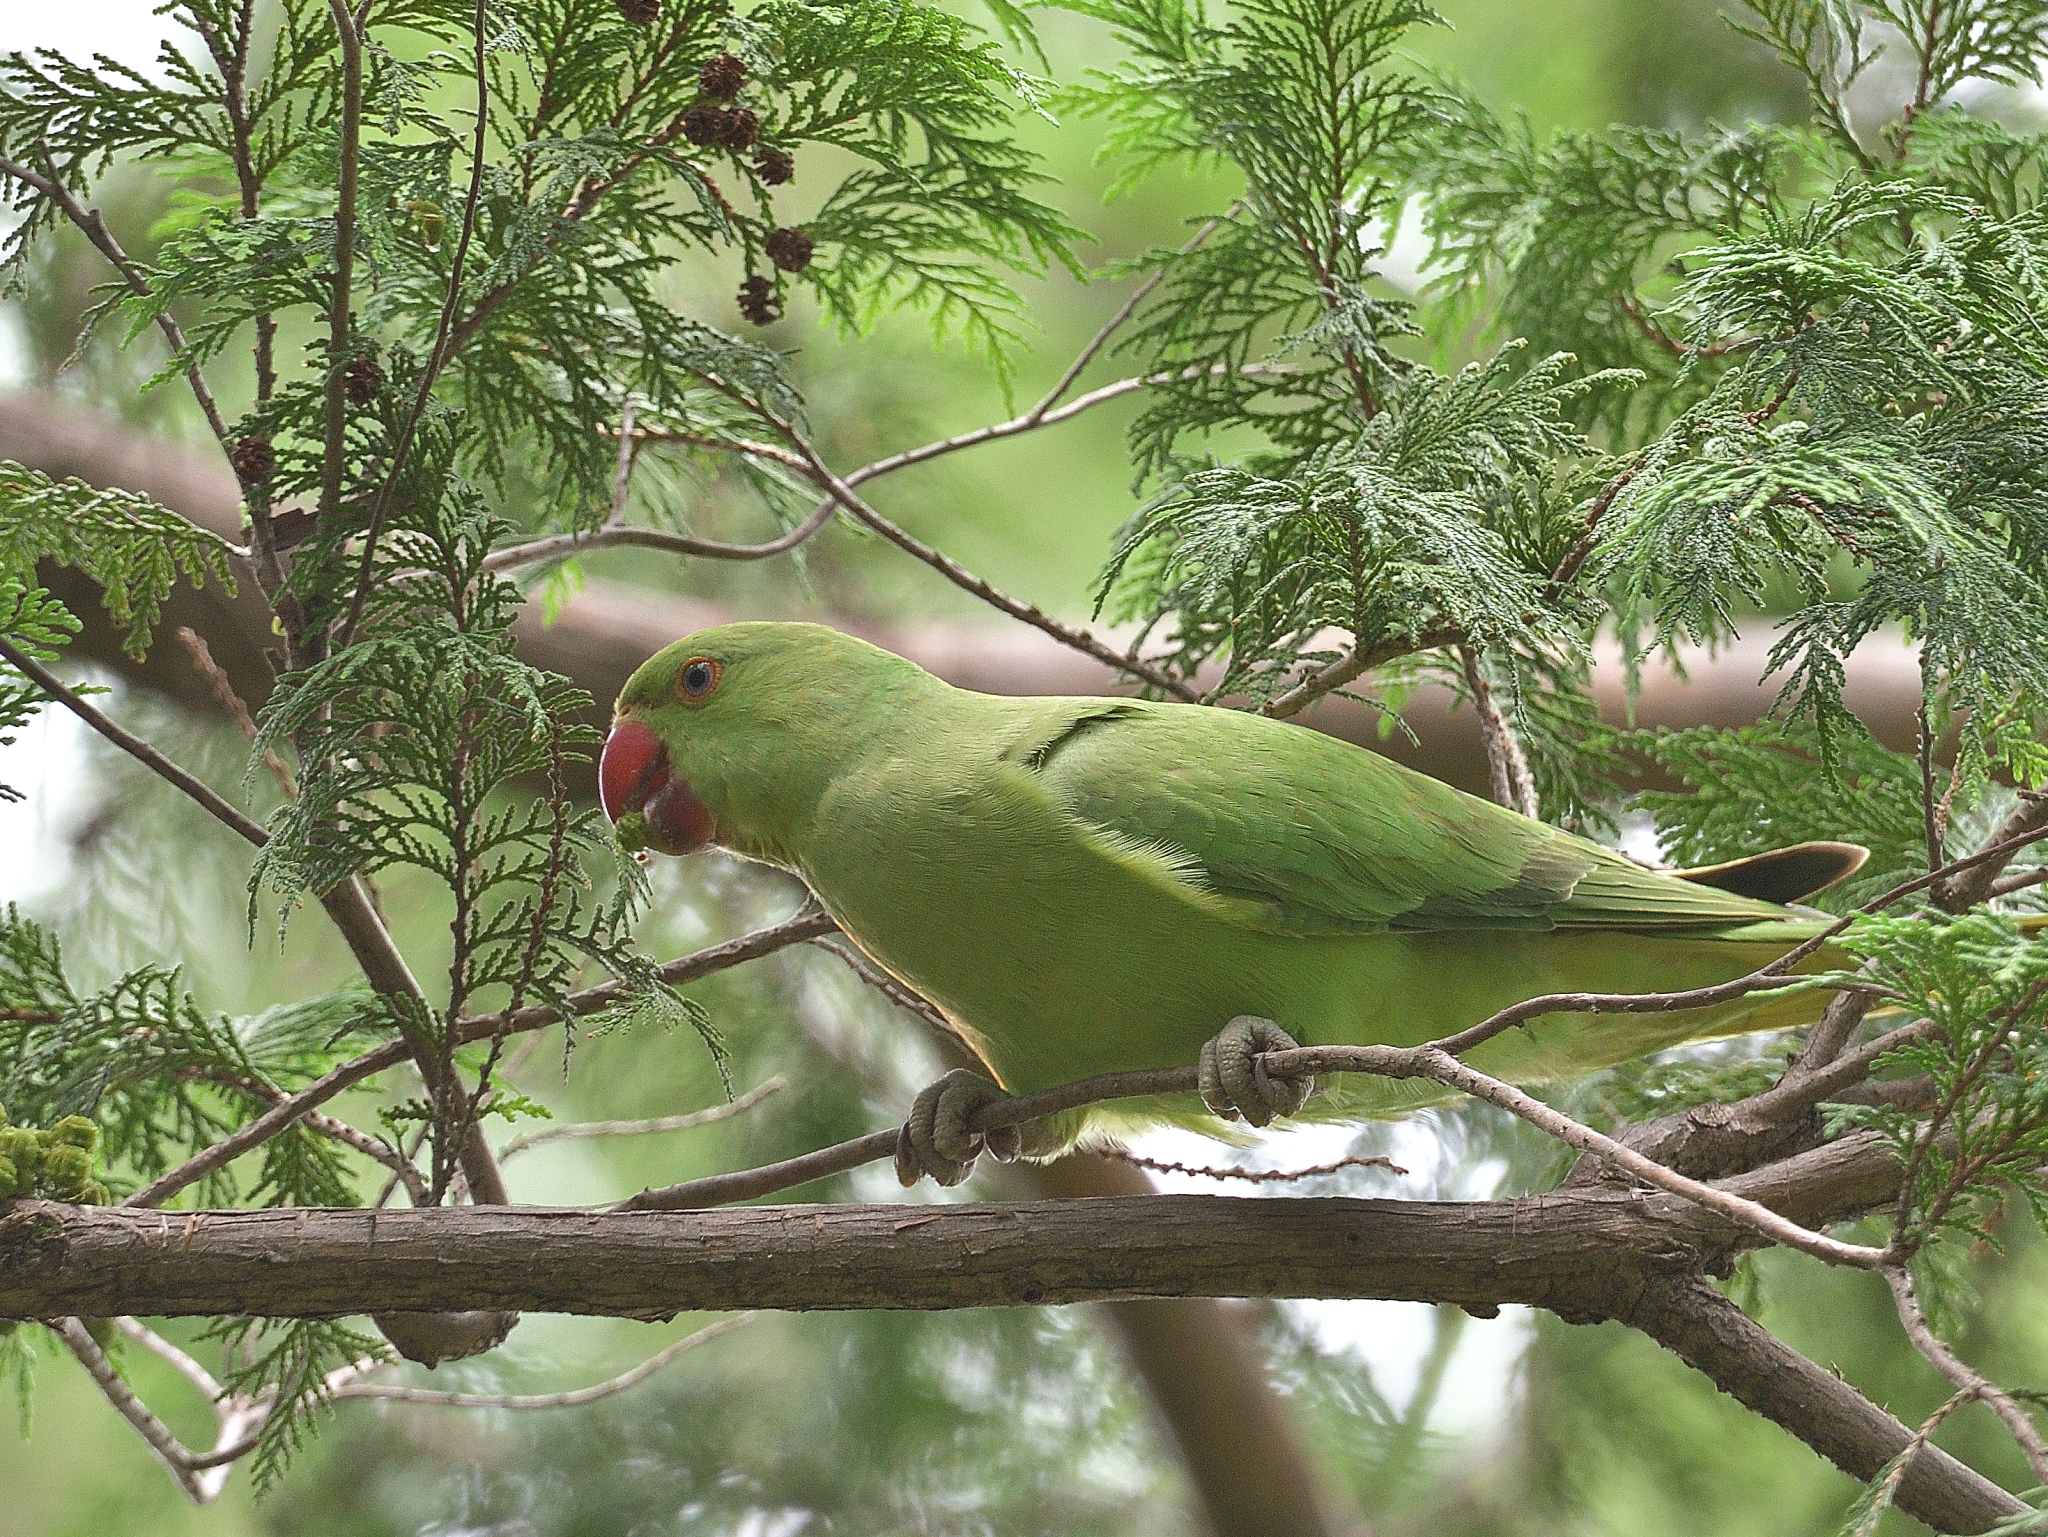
[600,621,1865,1185]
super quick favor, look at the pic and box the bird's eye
[679,658,721,701]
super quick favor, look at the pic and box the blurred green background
[2,4,2043,1534]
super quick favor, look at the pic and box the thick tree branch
[0,1182,1857,1320]
[1615,1274,2025,1535]
[3,1135,2029,1532]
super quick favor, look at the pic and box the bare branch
[607,398,639,526]
[13,1159,2023,1533]
[117,1315,225,1399]
[1459,645,1539,817]
[0,153,231,445]
[1296,1043,1887,1268]
[1261,627,1463,719]
[1783,987,1879,1082]
[811,933,959,1037]
[498,1079,785,1160]
[55,1317,213,1501]
[332,1313,753,1408]
[717,386,1201,702]
[1887,1265,2048,1488]
[620,1038,1880,1266]
[173,626,296,797]
[1617,1274,2024,1535]
[0,636,270,847]
[127,911,833,1208]
[335,0,491,649]
[1940,792,2048,911]
[480,510,837,573]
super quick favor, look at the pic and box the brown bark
[1616,1274,2023,1536]
[2,1168,2027,1533]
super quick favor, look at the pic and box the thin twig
[335,0,491,649]
[620,1041,1887,1267]
[1260,627,1463,720]
[728,385,1202,702]
[117,1316,225,1400]
[1616,291,1746,360]
[1886,1265,2048,1486]
[173,627,295,797]
[176,1057,428,1201]
[498,1078,785,1160]
[607,398,639,525]
[1459,645,1539,818]
[0,152,230,444]
[0,638,269,847]
[56,1318,208,1500]
[482,361,1287,576]
[1025,219,1218,422]
[480,511,837,573]
[1111,1151,1408,1184]
[1547,455,1645,591]
[317,1,365,529]
[1939,790,2048,911]
[811,934,958,1037]
[332,1314,753,1408]
[1987,866,2048,900]
[128,911,833,1208]
[1782,987,1879,1083]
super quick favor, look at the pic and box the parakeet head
[601,621,930,864]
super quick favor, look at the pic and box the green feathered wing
[1015,699,1800,937]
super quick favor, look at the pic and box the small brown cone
[699,52,745,100]
[737,275,781,326]
[714,105,759,151]
[229,435,276,486]
[342,356,384,406]
[680,101,723,146]
[765,226,813,273]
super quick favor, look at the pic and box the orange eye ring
[678,656,721,702]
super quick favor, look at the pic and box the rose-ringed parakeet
[601,622,1866,1185]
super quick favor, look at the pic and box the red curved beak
[600,717,667,825]
[600,716,717,855]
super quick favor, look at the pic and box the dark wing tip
[1672,841,1871,904]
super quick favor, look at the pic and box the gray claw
[1197,1015,1312,1128]
[897,1069,1021,1187]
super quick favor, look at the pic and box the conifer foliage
[7,0,2048,1521]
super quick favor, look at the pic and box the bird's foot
[895,1069,1047,1187]
[1198,1015,1313,1127]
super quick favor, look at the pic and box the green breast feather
[1001,698,1796,937]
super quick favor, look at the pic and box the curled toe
[898,1069,1021,1186]
[1197,1015,1312,1128]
